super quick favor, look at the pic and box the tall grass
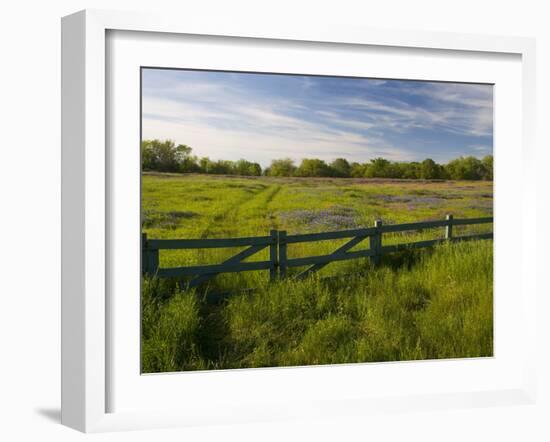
[141,278,204,372]
[141,239,493,373]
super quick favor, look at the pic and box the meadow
[141,173,493,373]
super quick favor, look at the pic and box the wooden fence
[142,214,493,285]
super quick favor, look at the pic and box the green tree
[267,158,296,177]
[350,162,367,178]
[445,156,484,180]
[248,162,262,176]
[234,159,262,176]
[419,158,442,179]
[295,158,333,177]
[209,160,236,175]
[180,155,200,173]
[400,161,420,179]
[142,138,491,181]
[141,139,194,172]
[235,159,251,176]
[330,158,351,177]
[481,155,493,180]
[199,157,212,174]
[364,158,392,178]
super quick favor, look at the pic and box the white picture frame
[61,9,537,433]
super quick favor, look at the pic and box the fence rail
[142,214,493,286]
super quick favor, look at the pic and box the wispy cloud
[469,144,492,154]
[142,69,493,166]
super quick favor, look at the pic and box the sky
[141,68,493,168]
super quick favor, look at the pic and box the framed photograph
[61,9,537,432]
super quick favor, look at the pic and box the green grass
[141,173,493,372]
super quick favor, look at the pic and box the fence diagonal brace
[187,244,266,289]
[296,234,368,280]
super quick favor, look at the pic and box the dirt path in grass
[198,185,273,238]
[200,184,282,238]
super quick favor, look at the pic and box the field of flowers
[141,173,493,372]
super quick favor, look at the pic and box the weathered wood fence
[142,214,493,285]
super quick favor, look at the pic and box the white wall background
[0,1,548,440]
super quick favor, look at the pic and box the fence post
[150,247,159,276]
[269,229,278,280]
[370,220,382,266]
[445,214,453,240]
[142,232,148,275]
[279,230,287,279]
[142,232,159,276]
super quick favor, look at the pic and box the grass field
[141,173,493,373]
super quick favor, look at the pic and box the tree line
[142,139,493,181]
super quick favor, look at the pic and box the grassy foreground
[141,173,493,372]
[141,239,493,373]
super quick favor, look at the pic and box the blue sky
[142,68,493,167]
